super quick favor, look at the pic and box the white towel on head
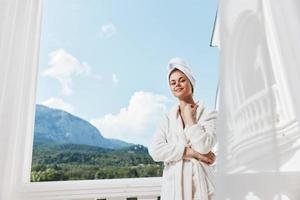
[167,57,196,87]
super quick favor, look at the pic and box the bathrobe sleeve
[148,114,186,163]
[184,108,217,154]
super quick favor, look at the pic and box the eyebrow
[170,77,185,82]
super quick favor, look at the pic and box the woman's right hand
[182,103,198,126]
[183,147,215,165]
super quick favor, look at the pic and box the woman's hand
[183,147,215,165]
[195,151,216,165]
[182,103,198,126]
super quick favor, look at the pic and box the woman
[148,57,217,200]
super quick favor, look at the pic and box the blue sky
[36,0,219,145]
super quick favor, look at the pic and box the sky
[36,0,219,146]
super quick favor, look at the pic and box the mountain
[34,104,133,149]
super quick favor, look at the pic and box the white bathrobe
[148,101,217,200]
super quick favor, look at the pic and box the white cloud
[100,23,117,38]
[112,73,119,85]
[41,97,75,114]
[90,91,171,145]
[42,49,91,96]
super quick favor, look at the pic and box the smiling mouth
[175,88,183,92]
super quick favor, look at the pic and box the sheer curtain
[0,0,42,199]
[215,0,300,199]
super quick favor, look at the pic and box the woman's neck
[178,96,195,111]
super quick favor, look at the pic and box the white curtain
[215,0,300,199]
[0,0,42,199]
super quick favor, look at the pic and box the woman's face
[169,69,193,99]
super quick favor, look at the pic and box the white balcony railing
[19,177,162,200]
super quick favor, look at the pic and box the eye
[180,79,186,82]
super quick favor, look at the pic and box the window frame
[3,0,162,199]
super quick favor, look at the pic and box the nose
[175,81,181,87]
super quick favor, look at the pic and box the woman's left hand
[195,151,216,165]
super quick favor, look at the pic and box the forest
[31,142,163,182]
